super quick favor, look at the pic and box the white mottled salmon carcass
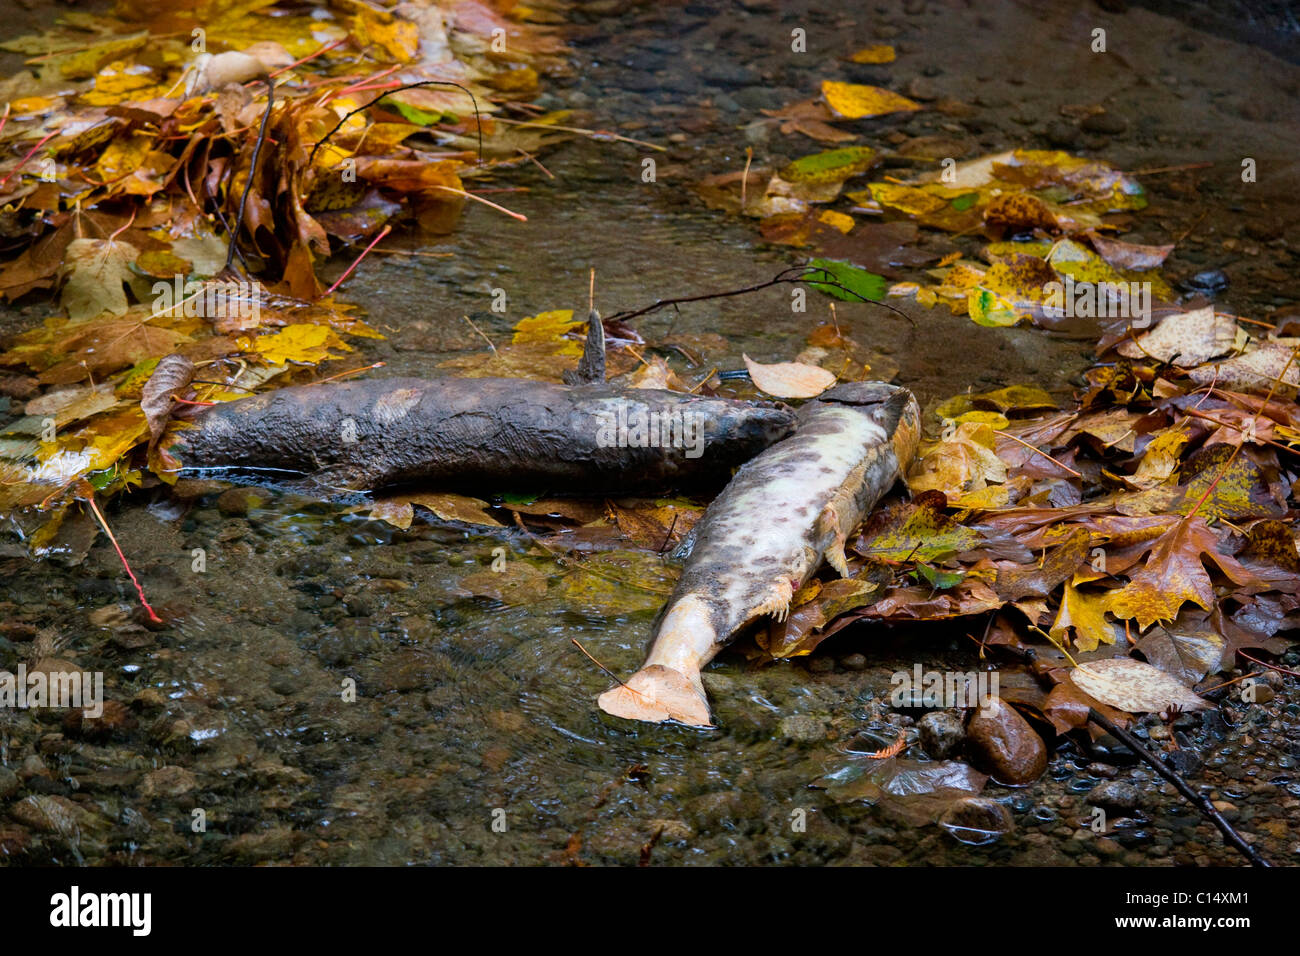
[598,382,921,727]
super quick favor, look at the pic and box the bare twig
[1087,708,1272,868]
[308,79,484,167]
[605,265,917,336]
[224,74,275,273]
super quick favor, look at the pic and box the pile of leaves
[0,0,569,527]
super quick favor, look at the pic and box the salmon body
[598,382,921,727]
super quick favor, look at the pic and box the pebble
[840,653,868,671]
[1211,799,1240,822]
[650,819,693,844]
[0,766,18,799]
[1044,120,1079,147]
[939,797,1015,845]
[141,766,198,799]
[63,700,135,742]
[918,710,966,760]
[1086,780,1142,813]
[1250,683,1275,704]
[216,486,268,517]
[1185,269,1229,295]
[779,714,828,743]
[1080,111,1128,135]
[965,703,1047,786]
[905,76,941,101]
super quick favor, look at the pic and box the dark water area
[0,0,1298,866]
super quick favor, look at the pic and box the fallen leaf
[1187,339,1300,397]
[139,353,194,446]
[1050,580,1118,652]
[820,81,922,119]
[59,238,140,321]
[1116,306,1241,367]
[854,491,981,562]
[743,353,836,398]
[1067,658,1209,714]
[849,45,896,64]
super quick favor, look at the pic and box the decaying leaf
[140,353,195,446]
[1115,306,1242,367]
[1067,657,1209,714]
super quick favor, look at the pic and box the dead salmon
[597,382,921,727]
[171,376,796,497]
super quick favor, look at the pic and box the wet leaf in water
[820,81,922,119]
[849,45,896,64]
[555,551,678,615]
[805,258,887,302]
[457,562,552,606]
[368,492,503,529]
[778,146,877,186]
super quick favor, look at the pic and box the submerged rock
[1086,780,1142,814]
[919,710,966,760]
[965,702,1047,786]
[939,797,1015,845]
[779,714,828,743]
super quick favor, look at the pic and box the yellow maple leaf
[244,324,352,366]
[1050,581,1117,652]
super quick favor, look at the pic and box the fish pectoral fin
[824,539,850,578]
[816,503,852,578]
[814,502,839,538]
[597,665,713,727]
[753,579,795,623]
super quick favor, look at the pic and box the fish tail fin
[597,664,713,727]
[598,594,717,727]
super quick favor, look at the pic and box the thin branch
[1087,707,1272,868]
[308,79,484,167]
[605,265,917,335]
[224,74,275,273]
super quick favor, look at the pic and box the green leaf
[498,491,540,505]
[393,100,443,126]
[916,562,965,590]
[806,258,887,302]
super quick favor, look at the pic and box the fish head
[808,381,922,466]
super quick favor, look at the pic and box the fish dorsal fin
[563,309,605,385]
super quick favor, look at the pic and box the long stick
[1087,707,1272,868]
[605,265,918,336]
[224,74,275,272]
